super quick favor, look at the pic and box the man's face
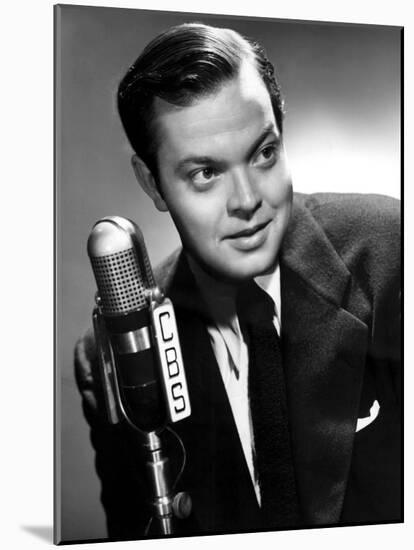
[152,60,293,283]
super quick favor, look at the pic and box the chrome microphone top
[87,216,155,317]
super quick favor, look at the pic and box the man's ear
[131,154,168,212]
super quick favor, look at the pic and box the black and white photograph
[53,3,402,545]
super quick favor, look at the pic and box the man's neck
[186,252,280,323]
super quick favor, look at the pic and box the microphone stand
[92,306,191,536]
[143,431,175,535]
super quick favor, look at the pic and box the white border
[2,1,410,549]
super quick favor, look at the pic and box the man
[75,22,401,540]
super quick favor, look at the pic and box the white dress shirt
[187,257,281,506]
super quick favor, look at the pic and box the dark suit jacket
[74,192,401,540]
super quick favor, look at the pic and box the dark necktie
[237,281,300,528]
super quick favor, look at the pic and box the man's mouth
[225,220,271,252]
[227,221,270,239]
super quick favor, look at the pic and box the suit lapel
[157,254,261,529]
[280,198,371,524]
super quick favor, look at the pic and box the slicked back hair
[117,23,285,180]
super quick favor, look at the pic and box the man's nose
[227,168,261,218]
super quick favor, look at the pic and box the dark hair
[117,23,284,179]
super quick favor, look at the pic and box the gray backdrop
[55,5,401,543]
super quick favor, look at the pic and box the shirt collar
[186,254,281,355]
[255,266,281,326]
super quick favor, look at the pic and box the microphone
[87,216,191,433]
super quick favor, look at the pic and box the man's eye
[255,145,278,166]
[191,167,217,185]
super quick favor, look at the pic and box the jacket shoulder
[294,192,400,265]
[294,193,400,323]
[295,192,399,239]
[153,247,182,292]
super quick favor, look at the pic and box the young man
[75,23,401,539]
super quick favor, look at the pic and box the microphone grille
[90,247,147,315]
